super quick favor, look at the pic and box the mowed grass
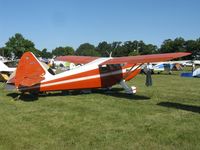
[0,73,200,150]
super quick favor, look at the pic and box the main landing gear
[120,80,136,94]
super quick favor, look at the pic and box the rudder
[15,52,46,88]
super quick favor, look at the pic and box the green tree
[110,41,122,57]
[160,37,186,53]
[41,48,53,58]
[5,33,39,58]
[185,39,200,59]
[76,43,100,56]
[124,40,157,56]
[195,38,200,59]
[123,41,137,56]
[96,40,157,57]
[159,39,173,53]
[137,41,146,54]
[126,40,140,56]
[96,41,112,57]
[52,46,74,56]
[0,47,11,58]
[127,40,146,56]
[141,44,158,55]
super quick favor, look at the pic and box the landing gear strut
[120,80,136,94]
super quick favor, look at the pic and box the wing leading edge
[55,52,190,65]
[101,52,191,65]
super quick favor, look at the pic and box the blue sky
[0,0,200,50]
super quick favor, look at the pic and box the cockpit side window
[99,64,122,73]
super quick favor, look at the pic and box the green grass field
[0,73,200,150]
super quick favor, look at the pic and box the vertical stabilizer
[15,52,46,87]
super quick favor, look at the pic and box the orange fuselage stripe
[19,67,141,92]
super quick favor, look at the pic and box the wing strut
[123,64,143,80]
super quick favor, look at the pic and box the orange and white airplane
[7,52,190,94]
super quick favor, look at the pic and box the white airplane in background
[0,61,16,72]
[149,60,200,74]
[0,61,16,81]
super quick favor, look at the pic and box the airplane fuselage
[8,51,190,94]
[17,57,141,92]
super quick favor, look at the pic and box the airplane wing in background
[100,52,191,65]
[0,61,16,72]
[55,56,99,64]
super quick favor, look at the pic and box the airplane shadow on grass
[157,102,200,114]
[93,88,150,101]
[7,88,150,102]
[7,93,39,101]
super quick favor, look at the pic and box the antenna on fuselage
[106,51,112,58]
[109,51,112,58]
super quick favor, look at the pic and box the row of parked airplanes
[0,52,199,95]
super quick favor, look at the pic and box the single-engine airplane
[6,52,190,94]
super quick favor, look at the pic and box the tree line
[0,33,200,60]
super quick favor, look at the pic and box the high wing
[100,52,191,65]
[55,56,99,64]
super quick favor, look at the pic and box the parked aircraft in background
[149,60,200,74]
[0,61,16,81]
[6,52,190,94]
[150,62,180,74]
